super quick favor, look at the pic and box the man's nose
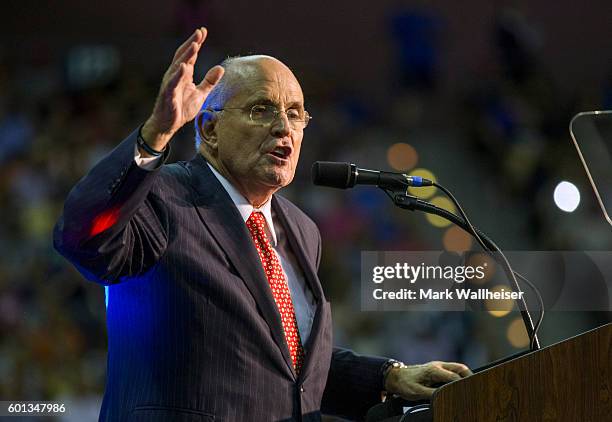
[270,112,291,138]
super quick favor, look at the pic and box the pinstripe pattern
[53,129,388,422]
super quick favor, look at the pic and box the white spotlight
[553,181,580,212]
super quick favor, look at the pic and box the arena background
[1,0,611,419]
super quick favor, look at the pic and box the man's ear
[197,110,219,152]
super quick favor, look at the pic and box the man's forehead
[242,84,304,104]
[224,57,303,104]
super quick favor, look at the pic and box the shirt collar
[207,162,277,246]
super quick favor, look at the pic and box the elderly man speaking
[54,28,471,422]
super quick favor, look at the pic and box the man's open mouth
[269,146,291,159]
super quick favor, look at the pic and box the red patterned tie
[246,211,305,374]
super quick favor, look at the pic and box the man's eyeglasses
[211,104,312,129]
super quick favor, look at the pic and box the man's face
[212,59,305,199]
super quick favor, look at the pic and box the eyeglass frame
[207,104,312,129]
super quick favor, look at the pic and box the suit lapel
[272,196,329,382]
[187,156,295,376]
[272,197,324,302]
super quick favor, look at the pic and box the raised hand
[141,27,225,153]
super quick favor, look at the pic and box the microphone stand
[385,190,541,351]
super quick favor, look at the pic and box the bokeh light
[442,226,473,252]
[466,253,496,284]
[553,181,580,212]
[425,196,455,227]
[506,317,530,348]
[407,168,437,198]
[387,143,418,171]
[486,285,515,317]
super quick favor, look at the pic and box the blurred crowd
[1,1,610,416]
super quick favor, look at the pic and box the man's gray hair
[193,56,240,151]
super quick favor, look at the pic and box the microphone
[311,161,432,190]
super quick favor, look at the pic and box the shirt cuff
[134,144,163,170]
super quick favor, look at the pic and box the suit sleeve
[53,128,171,284]
[321,348,388,420]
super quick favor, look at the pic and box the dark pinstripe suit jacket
[54,129,388,422]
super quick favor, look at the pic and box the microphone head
[311,161,354,189]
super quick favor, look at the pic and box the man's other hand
[384,361,472,401]
[141,27,225,154]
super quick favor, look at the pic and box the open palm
[144,28,224,149]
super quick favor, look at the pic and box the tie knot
[246,211,267,235]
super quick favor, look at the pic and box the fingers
[175,40,201,69]
[389,366,437,400]
[389,361,472,401]
[441,362,473,377]
[419,361,473,386]
[170,42,198,77]
[166,63,188,92]
[197,65,225,96]
[416,386,436,399]
[431,367,462,383]
[173,27,207,62]
[170,27,208,74]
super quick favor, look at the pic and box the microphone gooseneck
[311,160,543,351]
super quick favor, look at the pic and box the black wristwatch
[381,359,408,385]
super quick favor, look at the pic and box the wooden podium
[432,323,612,421]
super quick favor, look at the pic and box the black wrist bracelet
[137,126,165,157]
